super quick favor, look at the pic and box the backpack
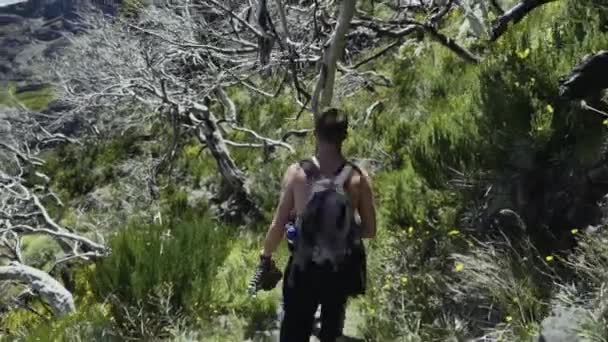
[287,156,366,296]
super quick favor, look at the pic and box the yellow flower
[408,226,414,234]
[571,228,579,234]
[604,118,608,126]
[454,262,465,272]
[517,48,530,59]
[448,229,460,236]
[546,104,554,114]
[505,315,513,322]
[400,276,408,284]
[545,255,554,262]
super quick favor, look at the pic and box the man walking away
[251,107,377,342]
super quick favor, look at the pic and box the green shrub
[208,233,285,338]
[8,304,118,342]
[41,135,142,200]
[0,84,55,111]
[359,0,608,340]
[15,86,55,112]
[450,239,553,340]
[88,210,233,339]
[21,235,64,271]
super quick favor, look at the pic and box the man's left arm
[357,169,377,239]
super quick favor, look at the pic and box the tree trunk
[0,263,75,317]
[491,0,555,41]
[189,103,262,221]
[311,0,358,116]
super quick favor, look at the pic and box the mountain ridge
[0,0,119,84]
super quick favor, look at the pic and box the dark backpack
[287,157,366,296]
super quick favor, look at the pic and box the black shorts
[280,257,348,342]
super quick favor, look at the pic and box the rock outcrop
[537,306,586,342]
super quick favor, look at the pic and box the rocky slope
[0,0,118,83]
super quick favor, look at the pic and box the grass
[0,83,55,111]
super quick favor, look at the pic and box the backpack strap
[299,156,353,188]
[334,163,353,191]
[311,155,320,169]
[299,158,320,181]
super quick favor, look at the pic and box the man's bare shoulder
[348,162,371,187]
[284,162,307,185]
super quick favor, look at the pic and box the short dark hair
[314,107,348,145]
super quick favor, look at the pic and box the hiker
[249,107,377,342]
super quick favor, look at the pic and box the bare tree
[32,0,513,222]
[0,105,108,316]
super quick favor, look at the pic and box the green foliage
[118,0,145,18]
[358,0,608,340]
[41,135,142,199]
[88,210,233,338]
[476,4,608,169]
[176,138,219,188]
[0,84,55,111]
[450,240,552,340]
[7,305,117,342]
[21,235,63,270]
[1,302,49,339]
[555,229,608,341]
[15,87,55,112]
[208,232,286,338]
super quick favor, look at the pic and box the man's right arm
[261,163,297,258]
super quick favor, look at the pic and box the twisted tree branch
[490,0,557,41]
[0,262,75,316]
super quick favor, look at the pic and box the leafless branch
[282,128,313,141]
[0,262,75,316]
[581,100,608,118]
[490,0,557,41]
[350,18,420,38]
[1,105,108,316]
[421,22,482,63]
[352,40,402,69]
[228,125,295,153]
[363,100,384,125]
[214,87,238,122]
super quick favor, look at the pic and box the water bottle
[285,222,297,251]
